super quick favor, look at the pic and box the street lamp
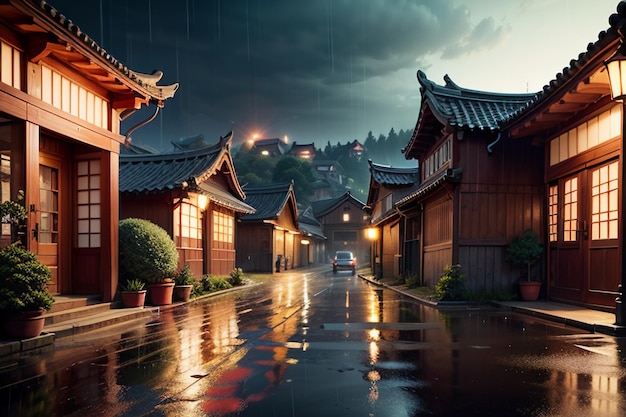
[605,42,626,101]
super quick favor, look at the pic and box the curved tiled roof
[416,70,536,131]
[310,191,366,218]
[120,132,237,194]
[403,71,536,160]
[240,182,296,221]
[12,0,178,103]
[368,160,419,186]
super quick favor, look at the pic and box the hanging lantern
[605,43,626,101]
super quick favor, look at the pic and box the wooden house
[236,182,300,272]
[119,132,255,277]
[0,0,176,302]
[311,159,346,200]
[500,4,626,311]
[310,191,369,265]
[399,70,541,292]
[364,161,419,279]
[286,142,316,160]
[249,137,288,158]
[297,206,326,266]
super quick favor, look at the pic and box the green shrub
[506,229,543,282]
[228,267,244,286]
[434,264,466,301]
[122,278,145,292]
[0,243,54,312]
[118,218,179,284]
[174,264,195,285]
[405,274,420,289]
[201,274,232,293]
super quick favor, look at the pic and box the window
[39,165,59,244]
[549,105,621,165]
[548,184,558,242]
[591,161,619,240]
[213,210,233,243]
[1,151,11,239]
[343,213,350,222]
[76,159,101,248]
[0,41,22,90]
[563,177,578,242]
[422,138,451,180]
[175,202,202,248]
[40,65,109,130]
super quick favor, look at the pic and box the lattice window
[548,184,558,242]
[213,210,233,243]
[76,160,101,248]
[563,177,578,242]
[591,161,619,240]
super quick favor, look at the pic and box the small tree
[506,230,543,282]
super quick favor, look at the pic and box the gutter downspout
[486,132,502,155]
[124,104,161,146]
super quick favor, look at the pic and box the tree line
[233,127,415,206]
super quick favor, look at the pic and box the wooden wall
[454,133,545,293]
[422,192,452,287]
[236,223,274,272]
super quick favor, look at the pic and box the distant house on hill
[311,159,346,200]
[286,142,317,159]
[237,182,301,272]
[249,137,289,157]
[119,131,255,277]
[311,191,369,264]
[364,161,419,279]
[350,140,366,160]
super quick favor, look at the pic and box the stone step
[49,295,101,313]
[44,302,116,326]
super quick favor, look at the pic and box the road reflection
[1,271,626,416]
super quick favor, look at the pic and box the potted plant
[173,264,195,302]
[0,243,54,339]
[121,278,147,308]
[506,229,544,301]
[118,218,179,306]
[0,190,28,244]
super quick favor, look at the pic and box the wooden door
[549,173,585,302]
[37,157,61,293]
[549,160,620,307]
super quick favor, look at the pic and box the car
[332,251,356,275]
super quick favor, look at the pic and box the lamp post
[365,227,380,279]
[605,41,626,326]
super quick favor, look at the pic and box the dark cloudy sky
[49,0,617,150]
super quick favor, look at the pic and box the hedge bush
[119,218,179,284]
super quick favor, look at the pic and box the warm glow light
[261,150,269,156]
[284,135,289,143]
[300,238,310,245]
[605,45,626,101]
[343,213,350,222]
[366,227,379,240]
[197,194,208,210]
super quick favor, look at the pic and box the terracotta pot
[148,282,175,305]
[174,285,193,302]
[121,290,147,308]
[4,309,45,340]
[519,281,541,301]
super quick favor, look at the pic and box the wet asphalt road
[1,267,626,416]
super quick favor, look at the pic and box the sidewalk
[358,272,626,337]
[0,282,262,358]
